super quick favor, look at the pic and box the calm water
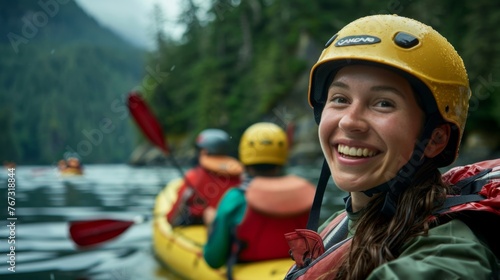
[0,164,344,280]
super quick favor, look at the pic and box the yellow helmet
[239,122,288,166]
[308,14,471,167]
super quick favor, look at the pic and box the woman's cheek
[318,114,336,155]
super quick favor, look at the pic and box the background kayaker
[58,155,84,175]
[203,122,316,270]
[167,128,244,226]
[284,15,500,279]
[67,157,83,171]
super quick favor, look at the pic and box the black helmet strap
[306,159,331,231]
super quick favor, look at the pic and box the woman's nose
[338,103,369,134]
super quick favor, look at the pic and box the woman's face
[318,65,424,193]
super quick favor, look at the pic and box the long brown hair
[320,159,454,279]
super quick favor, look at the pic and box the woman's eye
[330,96,348,104]
[375,100,395,108]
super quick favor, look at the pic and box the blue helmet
[196,129,230,155]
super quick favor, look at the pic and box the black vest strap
[323,215,349,250]
[434,194,486,215]
[226,226,239,280]
[306,159,331,231]
[455,169,491,194]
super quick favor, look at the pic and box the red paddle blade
[127,92,169,154]
[69,219,135,247]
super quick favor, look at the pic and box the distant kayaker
[58,156,84,175]
[284,15,500,280]
[167,129,244,226]
[67,157,82,170]
[203,122,316,270]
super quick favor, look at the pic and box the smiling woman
[284,14,500,280]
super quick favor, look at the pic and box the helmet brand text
[335,35,381,47]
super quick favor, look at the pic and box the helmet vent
[394,32,419,48]
[445,105,450,113]
[325,34,338,48]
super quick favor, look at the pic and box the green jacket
[320,210,500,279]
[203,188,246,269]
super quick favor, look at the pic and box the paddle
[69,216,144,247]
[128,91,188,177]
[127,92,169,154]
[69,92,185,247]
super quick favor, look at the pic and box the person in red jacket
[167,129,243,226]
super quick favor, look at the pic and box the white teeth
[338,144,376,157]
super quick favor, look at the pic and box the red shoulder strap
[442,159,500,185]
[286,212,347,268]
[438,159,500,215]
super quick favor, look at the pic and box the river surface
[0,164,345,280]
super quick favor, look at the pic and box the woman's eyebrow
[329,81,407,99]
[371,85,406,98]
[329,81,349,89]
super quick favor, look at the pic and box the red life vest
[167,166,242,224]
[187,166,242,216]
[284,159,500,280]
[235,175,316,262]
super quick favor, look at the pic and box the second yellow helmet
[239,122,288,166]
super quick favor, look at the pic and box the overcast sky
[74,0,184,50]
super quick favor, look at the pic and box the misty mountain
[0,0,147,164]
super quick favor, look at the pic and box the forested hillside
[0,0,145,164]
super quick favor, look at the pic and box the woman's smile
[337,144,378,158]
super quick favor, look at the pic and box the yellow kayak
[59,167,84,176]
[152,178,295,280]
